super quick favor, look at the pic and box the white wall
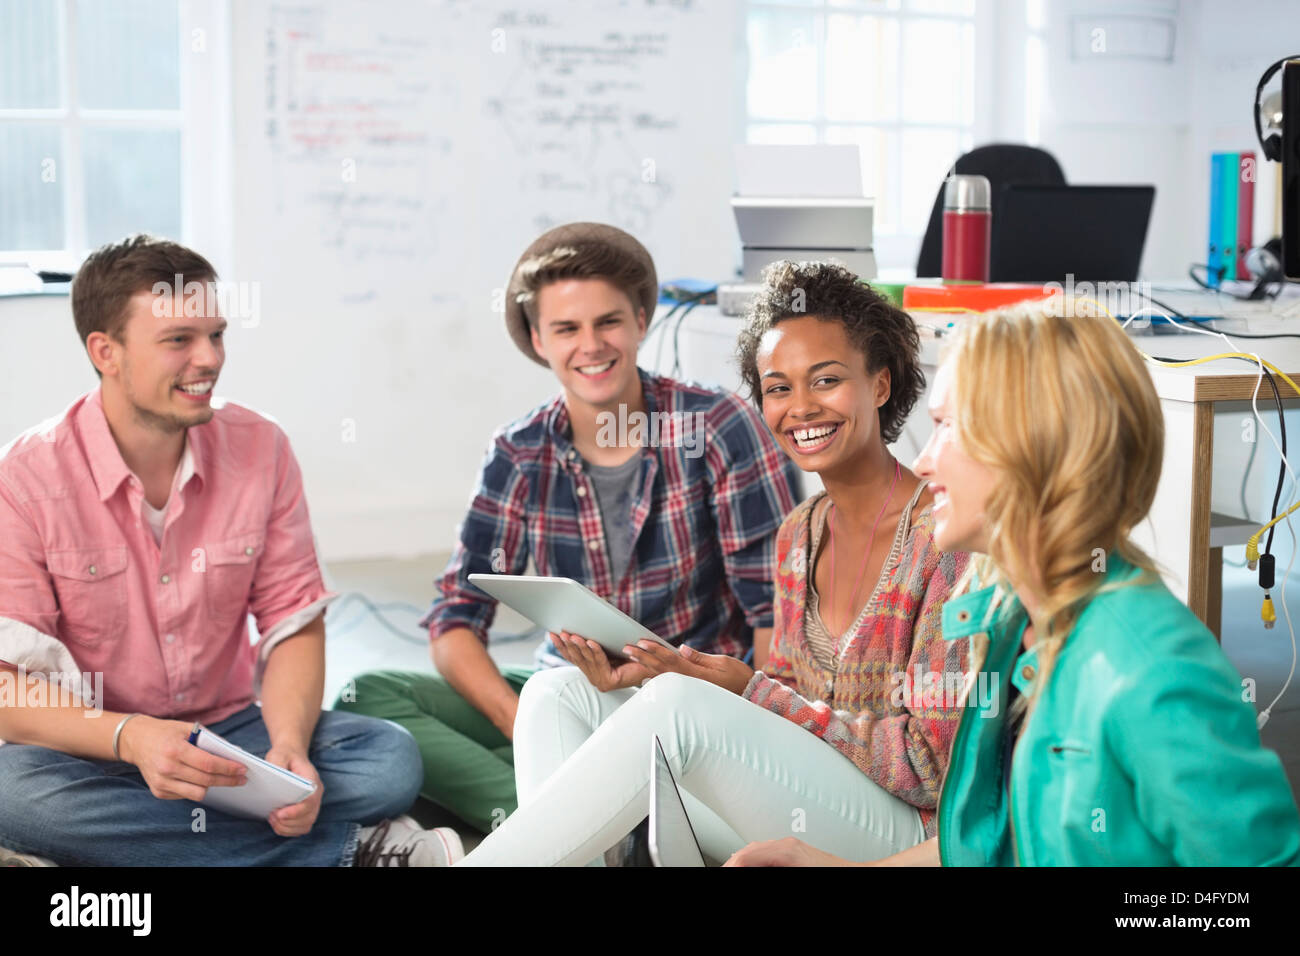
[1186,0,1300,254]
[0,295,98,440]
[1015,0,1190,278]
[1011,0,1300,278]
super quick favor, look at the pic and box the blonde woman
[730,297,1300,867]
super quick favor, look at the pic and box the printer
[724,145,876,314]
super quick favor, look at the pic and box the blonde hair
[944,296,1164,706]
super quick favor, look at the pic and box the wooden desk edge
[1150,370,1300,403]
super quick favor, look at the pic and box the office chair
[915,144,1067,277]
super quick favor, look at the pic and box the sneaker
[0,844,56,867]
[354,815,464,866]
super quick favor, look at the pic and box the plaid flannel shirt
[421,368,803,661]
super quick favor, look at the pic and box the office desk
[1127,331,1300,637]
[917,313,1300,638]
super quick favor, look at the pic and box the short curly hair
[736,260,923,446]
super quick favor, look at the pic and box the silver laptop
[648,735,707,867]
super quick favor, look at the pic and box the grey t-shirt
[582,452,642,585]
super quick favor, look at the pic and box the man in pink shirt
[0,235,459,866]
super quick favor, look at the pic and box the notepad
[187,725,316,820]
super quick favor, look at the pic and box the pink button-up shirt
[0,388,333,726]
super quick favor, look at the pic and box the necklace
[825,457,901,637]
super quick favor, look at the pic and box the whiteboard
[227,0,742,559]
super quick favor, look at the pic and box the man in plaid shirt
[335,223,801,835]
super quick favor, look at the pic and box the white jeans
[459,669,926,866]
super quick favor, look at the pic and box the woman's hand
[623,641,755,696]
[551,631,651,692]
[725,837,856,867]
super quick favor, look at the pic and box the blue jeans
[0,705,422,866]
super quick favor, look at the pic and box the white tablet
[467,573,677,661]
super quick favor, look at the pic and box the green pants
[332,667,534,834]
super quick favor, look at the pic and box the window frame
[743,0,997,269]
[0,0,232,272]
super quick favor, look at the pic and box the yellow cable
[1144,353,1300,561]
[1055,297,1297,629]
[1065,298,1300,560]
[1137,350,1300,399]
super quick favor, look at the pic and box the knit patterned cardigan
[742,492,970,838]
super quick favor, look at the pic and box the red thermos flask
[941,174,991,284]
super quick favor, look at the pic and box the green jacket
[937,553,1300,866]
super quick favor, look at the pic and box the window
[0,0,185,262]
[745,0,984,269]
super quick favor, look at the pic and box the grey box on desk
[741,248,878,283]
[732,195,876,282]
[717,283,762,317]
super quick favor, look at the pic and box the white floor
[1218,552,1300,799]
[320,553,542,708]
[320,553,542,853]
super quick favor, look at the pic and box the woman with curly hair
[458,261,970,865]
[729,296,1300,867]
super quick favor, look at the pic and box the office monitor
[990,184,1155,284]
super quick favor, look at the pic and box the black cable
[648,298,686,334]
[649,288,714,333]
[1151,351,1288,564]
[1142,294,1187,322]
[670,296,709,377]
[1147,293,1300,339]
[1188,262,1221,291]
[1203,330,1300,340]
[1149,285,1269,569]
[651,299,686,371]
[650,288,715,373]
[1261,366,1287,558]
[1187,263,1282,302]
[1148,286,1292,561]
